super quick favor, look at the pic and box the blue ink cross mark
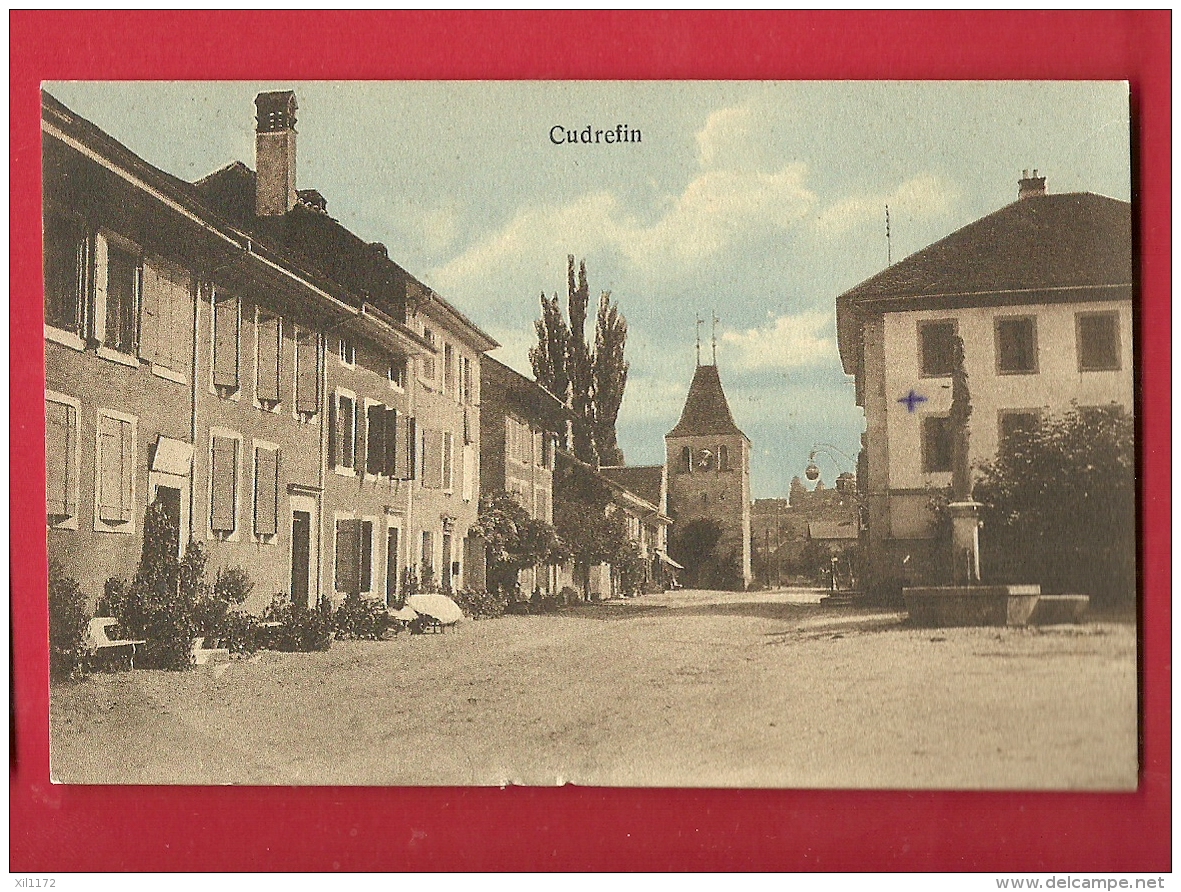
[898,389,928,413]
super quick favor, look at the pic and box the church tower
[665,359,753,590]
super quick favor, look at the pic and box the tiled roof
[194,162,497,352]
[838,192,1131,307]
[666,364,746,439]
[599,465,665,510]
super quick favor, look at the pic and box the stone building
[750,474,859,588]
[664,362,752,589]
[835,173,1133,597]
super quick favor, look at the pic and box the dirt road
[49,589,1138,789]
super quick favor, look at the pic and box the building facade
[835,174,1133,596]
[479,356,566,595]
[44,89,496,613]
[664,363,752,589]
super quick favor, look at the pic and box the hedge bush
[334,594,392,640]
[263,597,333,652]
[48,567,89,681]
[450,588,506,620]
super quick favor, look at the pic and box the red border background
[11,10,1171,872]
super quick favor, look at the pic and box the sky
[44,81,1131,497]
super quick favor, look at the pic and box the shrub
[216,609,262,655]
[263,597,333,652]
[99,576,129,620]
[118,502,195,670]
[974,403,1136,609]
[451,588,507,620]
[192,557,256,647]
[48,567,89,681]
[334,594,392,640]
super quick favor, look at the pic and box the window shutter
[404,417,417,480]
[213,293,239,388]
[46,401,72,517]
[139,261,161,364]
[335,519,359,593]
[462,444,474,502]
[443,432,454,490]
[257,313,281,402]
[98,415,123,522]
[254,448,278,537]
[328,395,338,467]
[211,436,237,532]
[167,266,194,374]
[344,398,357,468]
[359,521,373,593]
[366,404,385,476]
[119,418,134,523]
[296,330,319,413]
[384,408,399,477]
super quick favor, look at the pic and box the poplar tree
[566,256,597,464]
[592,290,628,467]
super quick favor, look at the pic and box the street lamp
[805,443,856,483]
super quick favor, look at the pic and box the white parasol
[406,594,465,625]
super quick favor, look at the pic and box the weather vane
[711,312,719,365]
[695,314,704,366]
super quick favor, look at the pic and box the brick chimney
[255,91,297,217]
[1018,168,1046,200]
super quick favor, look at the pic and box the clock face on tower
[697,448,715,470]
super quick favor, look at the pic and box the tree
[552,458,632,597]
[592,290,629,466]
[973,403,1135,609]
[566,256,596,464]
[474,490,563,594]
[668,518,744,591]
[529,291,571,447]
[529,255,630,467]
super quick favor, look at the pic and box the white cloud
[696,104,756,169]
[719,310,837,371]
[430,165,815,297]
[814,173,957,238]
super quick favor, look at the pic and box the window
[388,355,407,390]
[998,410,1040,444]
[443,431,454,492]
[541,432,554,470]
[46,394,80,528]
[332,392,358,473]
[95,409,136,532]
[334,518,374,595]
[44,215,87,336]
[294,327,320,416]
[1077,311,1121,371]
[101,237,140,355]
[718,444,731,471]
[253,445,280,538]
[995,316,1038,375]
[339,337,356,366]
[256,309,283,405]
[536,487,550,522]
[680,446,693,474]
[210,433,239,536]
[919,320,958,377]
[921,415,953,473]
[212,290,240,391]
[444,343,455,395]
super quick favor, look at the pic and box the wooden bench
[84,618,146,671]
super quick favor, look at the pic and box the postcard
[41,80,1136,790]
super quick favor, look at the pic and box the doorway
[155,485,181,556]
[385,525,400,607]
[441,531,453,592]
[291,510,311,608]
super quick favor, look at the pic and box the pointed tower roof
[667,364,747,440]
